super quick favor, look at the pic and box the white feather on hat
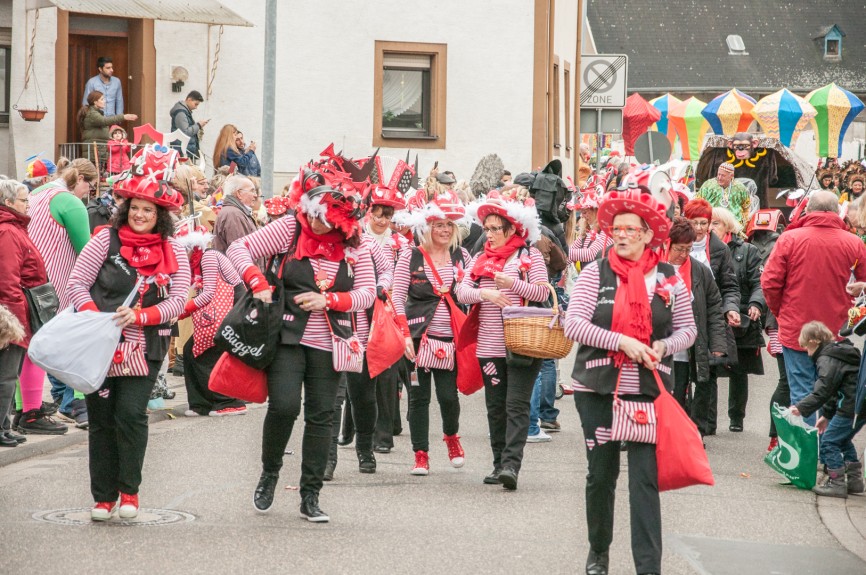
[466,192,541,244]
[392,191,469,237]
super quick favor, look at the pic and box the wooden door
[67,35,129,144]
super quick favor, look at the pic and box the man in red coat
[762,190,866,424]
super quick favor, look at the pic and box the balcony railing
[58,141,140,182]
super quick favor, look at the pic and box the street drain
[32,508,195,527]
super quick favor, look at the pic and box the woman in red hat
[457,190,549,490]
[683,197,740,437]
[569,185,611,265]
[226,148,376,523]
[174,220,247,417]
[564,187,696,575]
[392,190,472,475]
[66,145,191,521]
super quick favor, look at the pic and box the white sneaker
[184,410,200,417]
[526,429,552,443]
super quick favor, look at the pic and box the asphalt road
[0,354,864,575]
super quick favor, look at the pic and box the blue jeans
[783,347,818,425]
[48,374,77,414]
[528,359,559,436]
[820,415,866,470]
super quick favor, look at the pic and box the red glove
[78,301,99,313]
[243,266,269,294]
[134,306,163,326]
[325,292,353,312]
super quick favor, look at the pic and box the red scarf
[471,234,526,280]
[663,245,692,294]
[189,248,204,288]
[118,225,178,278]
[608,247,659,367]
[294,212,346,262]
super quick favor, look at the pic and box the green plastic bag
[764,403,819,490]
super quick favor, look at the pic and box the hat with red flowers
[598,186,670,248]
[112,144,185,212]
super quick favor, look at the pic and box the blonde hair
[798,321,835,349]
[172,164,206,197]
[421,219,461,252]
[58,158,98,188]
[712,206,742,235]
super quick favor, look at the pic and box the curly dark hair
[112,198,175,239]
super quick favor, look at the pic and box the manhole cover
[32,508,195,527]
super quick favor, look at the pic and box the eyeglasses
[669,245,692,254]
[690,220,710,228]
[88,181,98,192]
[482,225,505,234]
[432,222,454,230]
[14,195,29,205]
[607,225,647,238]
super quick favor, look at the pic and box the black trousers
[727,371,749,426]
[574,391,662,575]
[346,357,378,451]
[691,367,718,435]
[374,363,399,449]
[672,360,692,414]
[478,356,542,473]
[183,338,244,414]
[327,374,347,465]
[262,344,340,497]
[769,354,790,438]
[408,365,460,452]
[85,360,161,502]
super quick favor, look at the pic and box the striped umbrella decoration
[668,96,709,161]
[806,83,865,158]
[649,94,682,148]
[751,89,817,147]
[701,89,757,136]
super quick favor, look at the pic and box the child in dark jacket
[791,321,865,498]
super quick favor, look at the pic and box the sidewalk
[0,372,190,468]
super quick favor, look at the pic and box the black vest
[571,259,676,397]
[404,247,463,339]
[89,228,171,361]
[275,254,355,345]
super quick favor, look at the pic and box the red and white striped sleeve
[510,247,550,302]
[189,250,240,310]
[569,231,610,264]
[457,253,483,305]
[365,236,394,292]
[345,244,377,312]
[226,214,296,290]
[563,262,622,351]
[67,227,111,311]
[151,240,192,322]
[658,279,697,356]
[391,247,412,318]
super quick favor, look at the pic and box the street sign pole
[596,108,602,170]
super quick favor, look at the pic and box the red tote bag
[653,370,715,491]
[208,352,268,404]
[367,295,406,379]
[446,297,483,395]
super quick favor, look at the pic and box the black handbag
[23,282,59,334]
[214,283,284,371]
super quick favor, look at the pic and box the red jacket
[0,206,48,347]
[762,211,866,350]
[107,138,131,174]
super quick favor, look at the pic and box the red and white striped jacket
[27,186,78,309]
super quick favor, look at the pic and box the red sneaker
[411,450,429,476]
[208,406,248,417]
[443,434,465,468]
[91,501,117,521]
[119,493,139,519]
[767,437,778,452]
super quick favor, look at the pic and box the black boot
[299,493,329,523]
[586,549,609,575]
[253,471,280,513]
[483,467,502,484]
[356,433,376,474]
[323,460,336,482]
[498,467,518,490]
[172,355,185,376]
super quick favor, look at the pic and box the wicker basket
[503,283,573,359]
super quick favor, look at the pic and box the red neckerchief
[189,247,204,289]
[663,245,692,294]
[471,234,526,280]
[117,225,178,278]
[607,247,659,368]
[295,212,346,262]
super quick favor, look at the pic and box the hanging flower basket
[14,105,48,122]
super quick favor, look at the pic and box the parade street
[0,354,864,575]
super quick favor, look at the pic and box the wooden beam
[55,9,69,154]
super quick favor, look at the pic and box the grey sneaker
[70,399,88,430]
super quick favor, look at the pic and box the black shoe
[483,467,502,485]
[299,493,329,523]
[18,410,68,435]
[499,467,518,490]
[586,549,609,575]
[172,356,185,376]
[4,431,26,444]
[373,445,391,454]
[40,401,59,416]
[729,423,743,432]
[12,410,22,431]
[253,472,280,513]
[0,433,18,447]
[358,450,376,474]
[323,460,336,482]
